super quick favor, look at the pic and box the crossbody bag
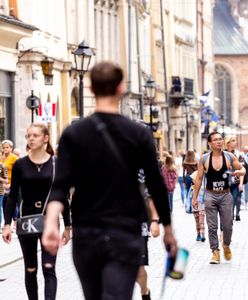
[16,156,55,237]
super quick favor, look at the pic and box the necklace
[35,163,44,173]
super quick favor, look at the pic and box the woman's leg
[40,239,57,300]
[19,237,39,300]
[199,210,205,238]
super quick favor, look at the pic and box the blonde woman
[3,123,70,300]
[224,135,243,221]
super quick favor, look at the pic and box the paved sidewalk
[1,185,248,299]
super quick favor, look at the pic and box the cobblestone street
[1,185,248,299]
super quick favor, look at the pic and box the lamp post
[220,114,225,138]
[41,58,54,85]
[73,40,94,117]
[144,77,157,132]
[205,107,212,135]
[183,98,191,150]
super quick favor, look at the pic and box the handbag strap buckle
[35,201,42,208]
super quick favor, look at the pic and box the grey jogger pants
[204,190,233,252]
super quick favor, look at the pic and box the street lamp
[41,58,54,85]
[144,77,157,131]
[183,98,191,150]
[220,114,225,138]
[73,40,95,117]
[205,107,212,135]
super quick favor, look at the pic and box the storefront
[0,71,12,141]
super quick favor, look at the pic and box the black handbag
[16,157,55,237]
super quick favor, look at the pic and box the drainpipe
[135,2,143,119]
[160,0,170,149]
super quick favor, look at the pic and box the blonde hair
[184,149,197,164]
[224,135,236,150]
[165,155,176,171]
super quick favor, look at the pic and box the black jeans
[19,236,57,300]
[72,227,143,300]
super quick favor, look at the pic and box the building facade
[0,0,217,154]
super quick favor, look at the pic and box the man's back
[52,112,170,234]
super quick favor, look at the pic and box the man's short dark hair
[90,61,124,97]
[207,131,222,142]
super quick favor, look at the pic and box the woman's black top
[51,112,171,235]
[5,156,70,226]
[206,152,229,191]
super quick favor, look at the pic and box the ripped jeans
[19,236,57,300]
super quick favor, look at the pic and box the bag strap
[20,156,56,217]
[90,114,129,172]
[90,113,150,221]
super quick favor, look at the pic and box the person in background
[190,171,205,242]
[192,132,245,264]
[42,61,177,300]
[224,135,244,221]
[0,152,7,232]
[175,150,186,206]
[2,123,70,300]
[1,140,18,226]
[183,149,198,198]
[162,156,178,212]
[13,148,22,158]
[241,145,248,209]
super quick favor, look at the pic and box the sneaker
[201,235,206,242]
[223,244,232,261]
[196,234,201,241]
[210,250,220,264]
[236,215,241,221]
[142,289,151,300]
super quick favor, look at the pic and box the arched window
[214,65,232,125]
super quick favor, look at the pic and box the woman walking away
[190,171,206,242]
[2,122,71,300]
[162,155,178,212]
[183,149,198,198]
[175,150,186,206]
[224,135,244,221]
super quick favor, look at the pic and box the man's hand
[42,221,60,256]
[150,221,160,237]
[164,225,177,258]
[41,201,64,256]
[2,225,11,244]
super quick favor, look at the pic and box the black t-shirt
[206,152,229,191]
[5,156,70,226]
[51,112,171,235]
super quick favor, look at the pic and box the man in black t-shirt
[42,61,177,300]
[192,132,245,265]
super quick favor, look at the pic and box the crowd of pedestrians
[0,61,248,300]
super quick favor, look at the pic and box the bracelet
[150,219,160,224]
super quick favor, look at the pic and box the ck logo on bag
[16,214,44,237]
[21,217,39,233]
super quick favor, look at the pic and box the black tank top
[206,152,229,191]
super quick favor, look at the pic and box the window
[214,65,232,125]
